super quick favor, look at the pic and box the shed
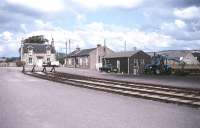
[103,50,151,75]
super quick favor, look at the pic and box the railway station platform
[56,67,200,90]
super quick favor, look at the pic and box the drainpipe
[128,57,130,74]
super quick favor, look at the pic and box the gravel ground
[0,67,200,128]
[54,67,200,89]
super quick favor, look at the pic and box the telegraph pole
[104,39,106,55]
[20,38,24,61]
[124,40,127,52]
[65,41,68,56]
[68,39,71,53]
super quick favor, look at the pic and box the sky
[0,0,200,57]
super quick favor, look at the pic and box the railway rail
[24,71,200,108]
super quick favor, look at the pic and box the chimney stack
[76,47,80,51]
[51,38,54,47]
[97,44,101,48]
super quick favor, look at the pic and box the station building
[65,44,114,70]
[20,39,56,66]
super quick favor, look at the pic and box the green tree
[23,35,49,44]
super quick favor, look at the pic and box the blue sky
[0,0,200,57]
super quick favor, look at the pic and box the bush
[16,61,25,67]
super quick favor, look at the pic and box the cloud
[6,0,65,12]
[160,19,200,41]
[71,0,143,9]
[76,14,87,23]
[25,21,173,52]
[1,0,200,57]
[174,19,187,29]
[160,19,187,32]
[174,6,200,19]
[0,46,3,52]
[0,31,21,57]
[0,31,13,41]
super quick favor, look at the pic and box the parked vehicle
[43,61,60,67]
[144,54,200,75]
[144,55,172,75]
[50,61,60,67]
[99,64,118,73]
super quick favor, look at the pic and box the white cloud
[0,46,3,52]
[1,21,200,57]
[76,13,87,23]
[174,19,186,29]
[174,6,200,19]
[161,19,187,31]
[1,31,13,41]
[71,0,143,9]
[160,19,200,41]
[20,24,27,32]
[6,0,64,12]
[34,20,61,31]
[28,22,172,52]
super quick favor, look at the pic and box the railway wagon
[171,64,200,75]
[144,54,200,75]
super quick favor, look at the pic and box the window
[141,59,145,64]
[29,57,32,64]
[47,50,51,55]
[28,49,33,55]
[134,59,138,66]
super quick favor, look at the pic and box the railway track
[24,71,200,108]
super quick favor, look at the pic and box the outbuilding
[103,50,151,75]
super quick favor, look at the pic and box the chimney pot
[76,47,80,51]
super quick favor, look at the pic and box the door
[37,57,43,67]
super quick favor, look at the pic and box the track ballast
[24,71,200,108]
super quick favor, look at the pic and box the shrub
[16,61,26,67]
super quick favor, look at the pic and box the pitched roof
[104,50,141,58]
[23,43,56,54]
[67,48,96,57]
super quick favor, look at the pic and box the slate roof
[104,50,141,58]
[67,48,96,57]
[23,43,56,54]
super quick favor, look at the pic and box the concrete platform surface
[55,67,200,89]
[0,67,200,128]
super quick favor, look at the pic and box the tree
[23,35,49,44]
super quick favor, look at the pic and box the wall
[22,52,56,66]
[182,53,200,65]
[66,56,90,68]
[129,51,151,74]
[65,45,114,70]
[90,46,114,70]
[104,51,151,74]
